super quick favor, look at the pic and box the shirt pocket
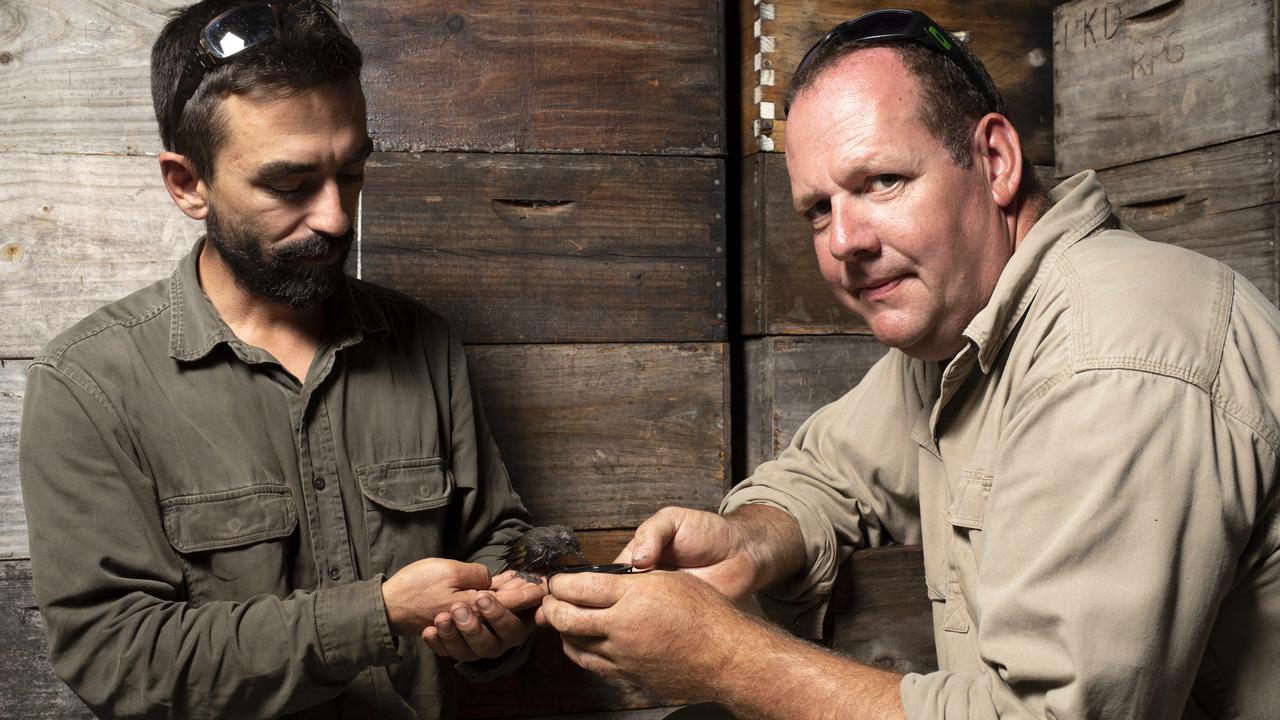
[160,484,298,604]
[937,469,993,634]
[356,457,454,575]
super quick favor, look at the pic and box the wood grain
[743,335,888,474]
[1095,132,1280,303]
[0,1,183,155]
[741,153,1060,335]
[0,361,29,561]
[1054,0,1279,173]
[470,343,730,531]
[742,0,1055,163]
[0,152,201,358]
[0,561,93,718]
[344,0,725,156]
[828,545,937,674]
[360,152,727,344]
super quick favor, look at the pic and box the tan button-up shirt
[20,241,531,719]
[724,172,1280,719]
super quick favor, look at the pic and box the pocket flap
[357,458,452,512]
[943,469,993,530]
[161,485,297,553]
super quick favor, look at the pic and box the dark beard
[205,207,351,309]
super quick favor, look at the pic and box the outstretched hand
[421,570,547,661]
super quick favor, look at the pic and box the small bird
[500,525,588,583]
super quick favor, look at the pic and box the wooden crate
[741,153,1061,336]
[344,0,726,155]
[828,545,936,675]
[1096,132,1280,303]
[743,335,888,474]
[1054,0,1279,174]
[741,0,1055,162]
[360,153,727,344]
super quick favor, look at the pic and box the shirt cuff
[314,576,401,680]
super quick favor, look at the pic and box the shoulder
[346,277,455,344]
[35,276,172,372]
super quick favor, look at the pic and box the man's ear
[972,113,1023,210]
[159,152,210,220]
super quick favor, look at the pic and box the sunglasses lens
[204,4,278,59]
[315,2,352,40]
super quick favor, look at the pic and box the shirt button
[328,567,341,581]
[312,476,327,491]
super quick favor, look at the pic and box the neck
[1008,186,1049,253]
[197,240,327,379]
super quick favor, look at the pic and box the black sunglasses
[788,9,999,114]
[167,0,351,145]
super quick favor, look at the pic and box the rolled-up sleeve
[901,367,1262,718]
[722,351,923,637]
[20,361,400,719]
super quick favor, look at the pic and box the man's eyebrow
[252,138,374,183]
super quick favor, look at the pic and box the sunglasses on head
[788,9,998,114]
[168,0,351,145]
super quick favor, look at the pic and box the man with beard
[18,2,543,717]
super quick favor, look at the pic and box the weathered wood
[1054,0,1279,174]
[1095,132,1280,303]
[345,0,725,156]
[0,152,201,358]
[360,152,727,344]
[741,153,1059,335]
[0,1,184,156]
[0,361,29,561]
[743,335,887,474]
[0,560,93,718]
[828,545,937,675]
[742,0,1055,163]
[470,343,730,531]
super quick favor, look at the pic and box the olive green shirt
[724,172,1280,718]
[19,241,531,719]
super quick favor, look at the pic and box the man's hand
[421,570,547,661]
[617,505,804,601]
[381,558,542,637]
[540,569,748,702]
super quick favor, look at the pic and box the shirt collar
[168,238,390,362]
[963,170,1117,373]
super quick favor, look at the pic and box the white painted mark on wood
[759,3,775,20]
[760,35,775,53]
[760,69,775,86]
[760,102,775,120]
[356,190,363,279]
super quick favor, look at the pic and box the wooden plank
[0,560,93,718]
[1095,132,1280,303]
[1054,0,1279,174]
[741,153,1059,336]
[361,153,727,344]
[743,336,888,475]
[0,152,202,358]
[742,0,1055,164]
[469,343,730,530]
[0,1,184,156]
[345,0,725,156]
[1,361,30,561]
[828,545,937,675]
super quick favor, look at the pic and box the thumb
[629,508,682,569]
[453,561,495,591]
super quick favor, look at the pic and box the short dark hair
[785,39,1002,168]
[150,0,363,180]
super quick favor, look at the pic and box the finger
[541,594,609,637]
[613,537,636,564]
[546,571,623,608]
[494,578,549,612]
[435,612,480,662]
[476,592,529,648]
[451,561,494,591]
[489,570,519,590]
[629,506,687,568]
[450,602,505,659]
[421,625,448,657]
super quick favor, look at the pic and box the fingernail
[453,606,471,622]
[439,619,455,636]
[633,545,649,562]
[477,594,495,611]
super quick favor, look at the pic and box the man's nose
[827,201,879,262]
[308,179,352,237]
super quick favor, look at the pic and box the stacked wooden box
[738,0,1057,672]
[0,1,728,717]
[1054,0,1280,302]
